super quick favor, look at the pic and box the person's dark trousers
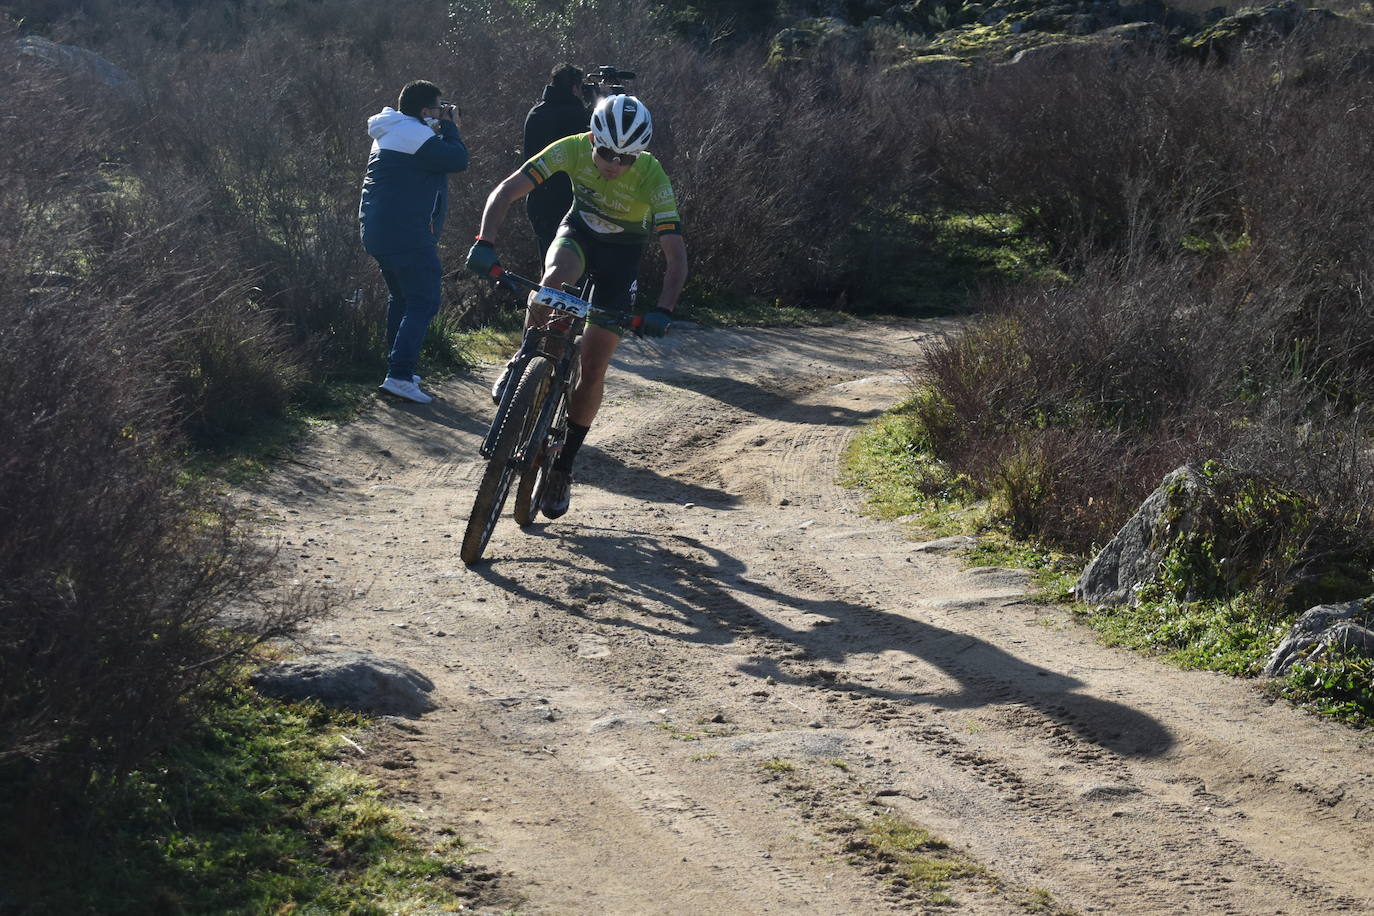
[375,245,442,381]
[527,187,572,262]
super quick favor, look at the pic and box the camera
[438,99,460,116]
[583,65,636,100]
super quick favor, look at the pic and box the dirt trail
[255,321,1374,914]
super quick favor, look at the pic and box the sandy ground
[252,320,1374,915]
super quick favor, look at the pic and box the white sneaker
[379,376,433,404]
[412,375,422,387]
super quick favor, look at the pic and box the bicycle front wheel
[513,350,576,526]
[461,357,554,564]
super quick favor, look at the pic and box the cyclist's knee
[542,241,584,286]
[578,356,610,387]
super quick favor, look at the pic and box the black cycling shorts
[550,216,643,331]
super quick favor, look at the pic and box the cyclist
[467,94,687,519]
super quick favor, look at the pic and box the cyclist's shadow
[573,444,739,508]
[475,525,1175,759]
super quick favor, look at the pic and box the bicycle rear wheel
[512,461,543,528]
[461,357,553,564]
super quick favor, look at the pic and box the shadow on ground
[470,525,1174,759]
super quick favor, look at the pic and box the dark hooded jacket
[523,84,589,226]
[358,107,469,256]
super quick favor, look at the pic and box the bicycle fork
[478,326,547,459]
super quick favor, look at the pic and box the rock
[886,54,971,81]
[1178,0,1323,63]
[911,535,977,552]
[16,36,141,100]
[1262,598,1374,677]
[1078,462,1368,611]
[1075,465,1207,606]
[251,650,437,717]
[767,17,864,67]
[588,712,657,732]
[1004,22,1166,69]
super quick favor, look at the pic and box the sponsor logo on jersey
[581,212,625,234]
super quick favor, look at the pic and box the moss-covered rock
[767,17,865,67]
[1178,0,1333,62]
[1077,462,1373,611]
[884,52,973,77]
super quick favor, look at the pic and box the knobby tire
[461,357,554,564]
[513,345,578,527]
[512,374,556,526]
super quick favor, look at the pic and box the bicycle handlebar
[489,266,653,335]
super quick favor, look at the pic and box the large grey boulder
[16,36,141,100]
[251,650,437,717]
[1075,465,1207,606]
[1262,598,1374,677]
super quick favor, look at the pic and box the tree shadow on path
[470,525,1174,759]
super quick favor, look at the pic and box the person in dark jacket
[522,64,589,261]
[359,79,469,404]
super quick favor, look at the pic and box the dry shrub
[930,48,1261,257]
[915,33,1374,555]
[660,48,934,302]
[0,22,318,796]
[0,290,317,784]
[913,265,1226,550]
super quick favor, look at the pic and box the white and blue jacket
[358,107,470,256]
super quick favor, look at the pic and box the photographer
[523,64,590,261]
[358,80,469,404]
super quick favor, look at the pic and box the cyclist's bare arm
[477,171,536,243]
[657,233,688,313]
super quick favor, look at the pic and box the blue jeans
[374,246,442,381]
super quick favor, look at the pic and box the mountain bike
[460,268,661,565]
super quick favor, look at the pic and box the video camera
[583,65,636,101]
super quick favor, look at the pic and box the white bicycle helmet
[589,94,653,154]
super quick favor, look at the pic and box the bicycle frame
[479,269,639,461]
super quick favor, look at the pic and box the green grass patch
[842,396,1374,729]
[842,814,1078,912]
[759,757,797,774]
[1079,591,1288,675]
[840,393,1080,602]
[449,322,524,366]
[850,815,976,904]
[0,684,477,915]
[1083,591,1374,724]
[1276,651,1374,727]
[966,533,1082,604]
[839,394,988,537]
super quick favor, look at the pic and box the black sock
[554,421,590,472]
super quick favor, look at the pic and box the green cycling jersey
[522,132,683,246]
